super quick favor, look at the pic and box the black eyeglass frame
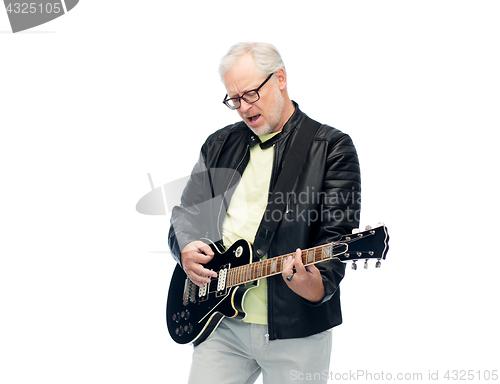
[222,73,274,110]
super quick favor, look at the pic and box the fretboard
[226,243,335,287]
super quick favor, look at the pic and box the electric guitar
[166,224,389,345]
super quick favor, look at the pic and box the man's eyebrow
[228,83,259,98]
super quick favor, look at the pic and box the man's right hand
[181,241,217,288]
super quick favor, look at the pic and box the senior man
[168,42,361,384]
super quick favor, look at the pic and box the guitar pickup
[215,264,230,298]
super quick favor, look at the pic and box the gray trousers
[187,318,333,384]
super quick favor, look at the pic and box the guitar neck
[224,225,388,288]
[226,243,341,288]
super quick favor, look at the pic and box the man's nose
[239,99,253,113]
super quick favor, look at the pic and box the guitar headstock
[333,223,389,270]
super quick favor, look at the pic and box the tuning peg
[351,261,357,270]
[375,260,382,268]
[364,259,369,269]
[352,228,360,234]
[365,225,372,230]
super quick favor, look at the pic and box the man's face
[223,54,285,136]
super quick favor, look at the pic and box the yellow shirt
[222,132,279,325]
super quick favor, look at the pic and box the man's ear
[275,68,287,91]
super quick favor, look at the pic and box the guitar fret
[313,248,319,262]
[316,246,322,262]
[244,266,249,282]
[271,259,277,274]
[307,249,314,264]
[238,266,244,284]
[322,244,331,260]
[279,256,286,272]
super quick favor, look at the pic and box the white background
[1,1,499,383]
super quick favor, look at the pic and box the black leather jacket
[168,103,361,340]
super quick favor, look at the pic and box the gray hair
[219,42,286,81]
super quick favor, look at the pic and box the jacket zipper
[265,277,270,346]
[265,143,279,344]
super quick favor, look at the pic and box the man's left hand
[282,248,325,303]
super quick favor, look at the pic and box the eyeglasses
[222,73,274,110]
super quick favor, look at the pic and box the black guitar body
[166,239,254,345]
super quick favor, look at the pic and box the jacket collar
[258,101,302,149]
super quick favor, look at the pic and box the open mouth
[247,114,261,123]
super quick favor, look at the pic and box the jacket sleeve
[168,123,246,266]
[309,130,361,306]
[168,150,211,266]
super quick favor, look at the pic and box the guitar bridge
[182,278,197,306]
